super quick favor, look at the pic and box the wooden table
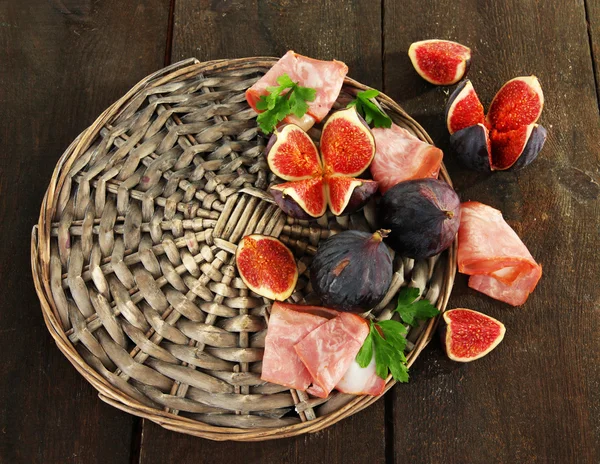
[2,1,599,462]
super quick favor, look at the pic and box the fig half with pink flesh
[320,107,376,177]
[486,76,544,132]
[266,107,377,219]
[445,80,485,134]
[266,124,322,180]
[490,124,547,171]
[269,178,327,219]
[442,308,506,362]
[449,123,492,172]
[408,39,472,85]
[327,176,379,216]
[235,234,298,301]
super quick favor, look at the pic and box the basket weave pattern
[31,57,456,441]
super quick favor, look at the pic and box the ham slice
[458,201,542,306]
[335,351,386,396]
[370,124,443,193]
[294,312,369,398]
[246,50,348,130]
[261,302,329,390]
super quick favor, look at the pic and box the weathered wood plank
[0,0,170,462]
[384,1,600,462]
[586,0,600,106]
[139,1,386,462]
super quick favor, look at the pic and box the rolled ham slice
[458,201,542,306]
[370,123,443,193]
[245,50,348,131]
[261,302,330,390]
[294,312,369,398]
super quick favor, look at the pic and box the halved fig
[235,234,298,301]
[442,308,506,362]
[490,124,547,171]
[446,80,485,134]
[269,177,327,219]
[449,123,492,172]
[486,76,544,132]
[266,124,322,180]
[327,176,379,216]
[320,107,376,177]
[408,39,472,85]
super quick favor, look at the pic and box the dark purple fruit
[380,178,460,259]
[310,230,393,312]
[490,124,547,171]
[449,123,492,172]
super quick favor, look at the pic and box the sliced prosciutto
[261,302,329,390]
[294,312,369,398]
[458,201,542,306]
[246,50,348,130]
[336,351,385,396]
[370,123,444,193]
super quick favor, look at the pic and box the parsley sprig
[255,74,316,134]
[347,89,392,128]
[356,287,440,382]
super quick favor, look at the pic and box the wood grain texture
[586,0,600,105]
[384,0,600,463]
[0,0,169,462]
[138,0,386,461]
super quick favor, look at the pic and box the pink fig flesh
[266,124,322,181]
[442,308,505,362]
[236,235,298,301]
[490,124,547,171]
[408,39,472,85]
[446,80,485,134]
[486,76,544,132]
[269,177,327,219]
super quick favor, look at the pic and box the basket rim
[31,56,457,441]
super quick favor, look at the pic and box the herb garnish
[356,287,440,382]
[347,89,392,128]
[255,74,316,134]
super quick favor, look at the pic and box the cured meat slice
[261,302,329,390]
[335,351,386,396]
[458,201,542,306]
[246,51,348,130]
[295,312,369,398]
[370,124,443,193]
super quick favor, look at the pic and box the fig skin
[495,124,547,172]
[449,124,492,172]
[310,229,393,312]
[379,179,461,260]
[340,180,379,215]
[269,186,315,220]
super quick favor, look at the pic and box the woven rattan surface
[31,57,457,441]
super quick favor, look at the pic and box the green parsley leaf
[346,89,392,129]
[394,287,440,327]
[254,73,316,134]
[356,328,374,368]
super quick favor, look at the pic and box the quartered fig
[266,107,378,219]
[320,107,376,177]
[310,229,393,312]
[266,124,322,180]
[269,178,327,219]
[442,308,506,362]
[327,176,379,216]
[486,76,544,132]
[490,124,547,171]
[408,39,472,85]
[449,123,492,172]
[236,234,298,301]
[446,76,546,172]
[380,178,460,259]
[445,80,485,134]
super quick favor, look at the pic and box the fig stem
[445,210,454,219]
[373,229,391,241]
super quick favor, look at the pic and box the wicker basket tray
[31,57,456,441]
